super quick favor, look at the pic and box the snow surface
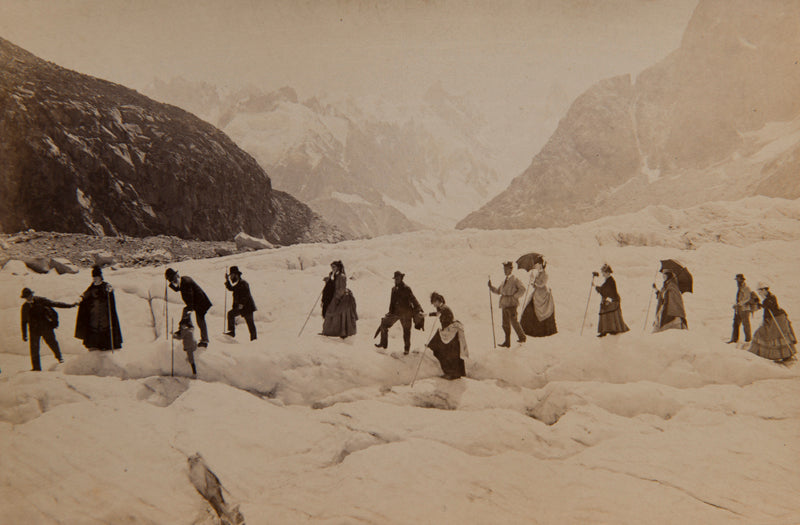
[1,197,799,524]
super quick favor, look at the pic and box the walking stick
[107,287,115,353]
[580,275,596,336]
[298,288,324,337]
[642,272,660,332]
[170,318,174,377]
[488,276,496,348]
[223,286,227,334]
[164,281,169,340]
[411,318,439,388]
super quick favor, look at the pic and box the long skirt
[428,331,466,379]
[748,312,797,361]
[520,302,557,337]
[598,303,629,335]
[322,292,358,338]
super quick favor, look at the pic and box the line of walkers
[18,260,797,377]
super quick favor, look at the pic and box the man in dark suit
[20,287,77,370]
[166,268,212,347]
[375,271,422,354]
[224,266,257,341]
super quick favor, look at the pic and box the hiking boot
[198,341,208,348]
[499,341,510,348]
[223,331,235,338]
[374,343,387,349]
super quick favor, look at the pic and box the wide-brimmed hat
[20,287,33,298]
[229,266,241,275]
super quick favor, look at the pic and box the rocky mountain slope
[458,0,800,230]
[0,37,344,244]
[146,81,510,238]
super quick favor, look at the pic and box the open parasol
[660,259,693,294]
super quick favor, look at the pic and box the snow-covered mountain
[0,38,343,244]
[458,0,800,230]
[2,196,799,523]
[145,81,512,238]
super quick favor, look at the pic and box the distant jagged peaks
[0,37,343,243]
[457,0,800,231]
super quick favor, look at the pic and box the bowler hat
[20,287,33,298]
[165,268,177,281]
[393,271,404,279]
[229,266,241,275]
[735,273,745,280]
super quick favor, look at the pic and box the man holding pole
[165,268,212,348]
[488,261,526,347]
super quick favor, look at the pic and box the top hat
[91,265,103,277]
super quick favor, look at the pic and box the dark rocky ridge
[0,37,344,244]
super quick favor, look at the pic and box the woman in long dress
[74,265,122,350]
[520,261,557,337]
[426,292,467,379]
[594,264,629,337]
[748,282,796,361]
[321,260,358,338]
[652,269,688,332]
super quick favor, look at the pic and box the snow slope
[1,197,799,524]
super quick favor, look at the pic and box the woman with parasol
[519,257,557,337]
[652,268,688,332]
[747,282,796,362]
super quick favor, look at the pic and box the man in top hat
[375,271,423,354]
[20,287,77,371]
[165,268,212,348]
[488,261,527,347]
[224,266,257,341]
[727,273,756,343]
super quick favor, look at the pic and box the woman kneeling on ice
[426,292,468,380]
[748,282,796,362]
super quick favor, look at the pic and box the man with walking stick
[224,266,258,341]
[165,268,212,348]
[488,262,526,347]
[75,266,122,351]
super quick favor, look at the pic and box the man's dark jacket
[171,276,212,314]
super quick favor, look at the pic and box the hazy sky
[1,0,697,101]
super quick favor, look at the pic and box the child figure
[179,314,198,376]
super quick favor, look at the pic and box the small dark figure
[488,261,527,347]
[727,273,756,344]
[178,314,198,376]
[748,282,796,361]
[20,288,77,371]
[321,260,358,338]
[519,260,557,338]
[652,269,688,332]
[165,268,212,348]
[375,271,423,354]
[426,292,467,379]
[75,266,123,350]
[224,266,257,341]
[594,264,629,337]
